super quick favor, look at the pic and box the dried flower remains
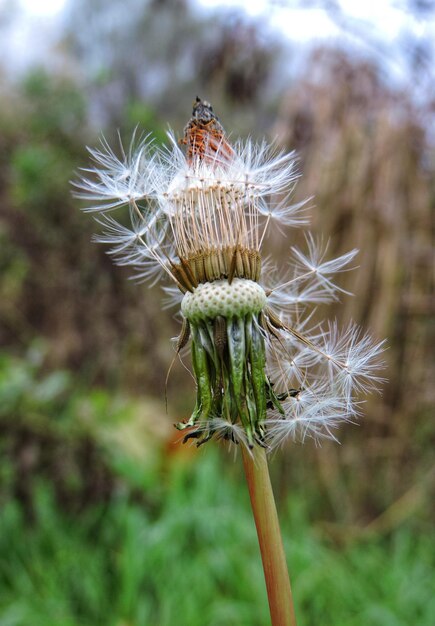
[75,97,385,450]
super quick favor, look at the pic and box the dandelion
[75,97,385,626]
[75,97,384,449]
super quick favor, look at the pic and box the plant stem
[241,445,297,626]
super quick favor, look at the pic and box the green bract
[177,281,285,447]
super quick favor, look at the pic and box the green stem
[241,445,297,626]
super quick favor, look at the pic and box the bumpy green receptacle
[176,313,284,448]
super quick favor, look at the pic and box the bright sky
[4,0,433,82]
[19,0,66,15]
[201,0,430,43]
[16,0,429,40]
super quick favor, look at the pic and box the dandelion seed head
[75,98,386,451]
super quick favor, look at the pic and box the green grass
[0,449,434,626]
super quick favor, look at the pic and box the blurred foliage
[0,69,187,400]
[0,450,434,626]
[21,69,87,139]
[271,48,435,521]
[0,347,172,520]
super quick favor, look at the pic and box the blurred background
[0,0,434,624]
